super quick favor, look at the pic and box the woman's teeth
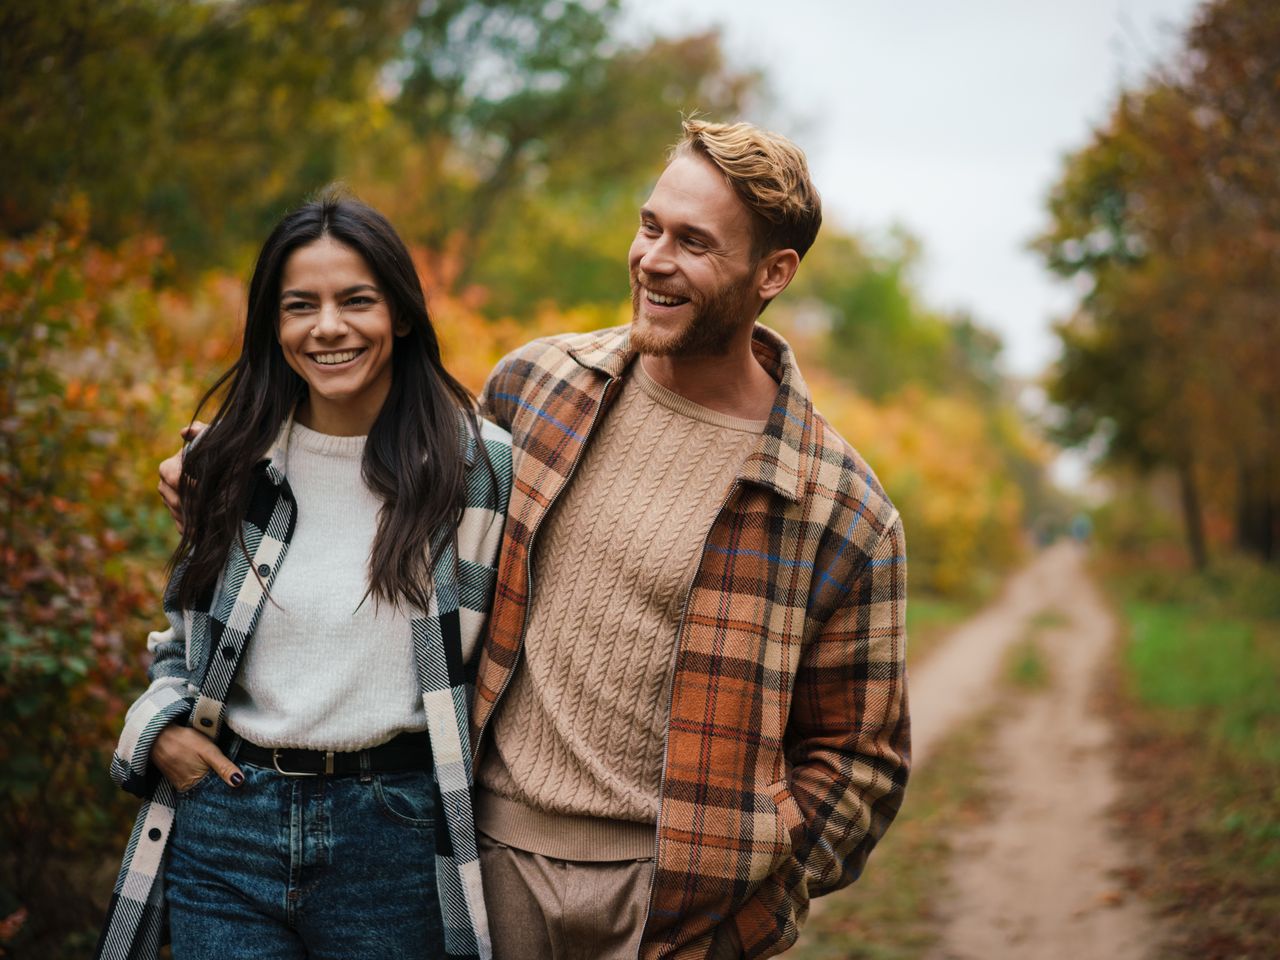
[313,349,362,365]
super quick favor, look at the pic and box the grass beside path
[1099,552,1280,958]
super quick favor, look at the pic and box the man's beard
[629,270,756,357]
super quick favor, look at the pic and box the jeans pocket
[176,768,217,800]
[372,771,436,830]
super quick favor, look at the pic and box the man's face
[628,154,762,357]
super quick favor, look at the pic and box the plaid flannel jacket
[96,412,512,960]
[473,324,910,959]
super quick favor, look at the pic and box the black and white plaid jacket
[95,411,512,960]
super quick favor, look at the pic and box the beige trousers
[478,834,742,960]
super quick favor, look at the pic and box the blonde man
[161,121,908,959]
[471,120,908,958]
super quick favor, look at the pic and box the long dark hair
[172,194,484,612]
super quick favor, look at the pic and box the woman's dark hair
[173,194,485,612]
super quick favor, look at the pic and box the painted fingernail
[230,772,244,787]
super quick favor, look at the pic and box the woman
[96,197,510,960]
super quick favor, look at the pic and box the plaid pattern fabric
[96,412,512,960]
[474,325,909,959]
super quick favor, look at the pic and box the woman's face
[277,236,406,436]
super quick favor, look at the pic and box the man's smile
[643,287,691,307]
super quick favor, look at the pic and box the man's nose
[638,235,675,275]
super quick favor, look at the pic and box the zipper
[473,374,617,754]
[636,478,742,958]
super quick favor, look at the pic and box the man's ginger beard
[628,267,759,357]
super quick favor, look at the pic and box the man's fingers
[199,742,245,788]
[180,420,208,442]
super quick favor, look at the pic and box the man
[161,120,909,959]
[465,119,907,959]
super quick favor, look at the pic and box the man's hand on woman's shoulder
[158,421,207,530]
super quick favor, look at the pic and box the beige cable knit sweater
[476,360,764,860]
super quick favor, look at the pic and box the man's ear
[757,249,801,302]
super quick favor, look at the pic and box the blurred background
[1,1,1275,957]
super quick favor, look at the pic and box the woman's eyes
[282,296,377,313]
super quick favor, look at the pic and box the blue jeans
[165,755,446,959]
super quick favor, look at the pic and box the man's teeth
[647,290,687,306]
[313,350,361,365]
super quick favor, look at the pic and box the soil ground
[798,542,1160,959]
[923,543,1156,959]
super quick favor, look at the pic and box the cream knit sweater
[225,422,426,751]
[477,360,763,859]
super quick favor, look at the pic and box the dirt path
[915,542,1156,960]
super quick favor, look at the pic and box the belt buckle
[272,747,334,777]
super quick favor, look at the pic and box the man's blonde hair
[672,118,822,260]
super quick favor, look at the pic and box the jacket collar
[566,324,810,503]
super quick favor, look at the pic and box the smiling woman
[276,237,408,437]
[95,196,512,960]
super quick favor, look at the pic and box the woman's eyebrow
[280,283,379,300]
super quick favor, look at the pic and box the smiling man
[470,120,910,959]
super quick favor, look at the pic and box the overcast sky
[622,0,1206,378]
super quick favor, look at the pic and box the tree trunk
[1235,454,1276,563]
[1176,452,1208,570]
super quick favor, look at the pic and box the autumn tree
[1036,0,1280,565]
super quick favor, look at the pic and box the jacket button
[199,717,213,727]
[148,828,162,841]
[257,564,271,577]
[221,645,235,659]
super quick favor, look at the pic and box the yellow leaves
[805,369,1026,597]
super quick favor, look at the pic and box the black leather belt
[235,730,433,777]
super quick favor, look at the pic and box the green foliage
[1105,549,1280,954]
[789,229,999,402]
[2,0,409,268]
[1121,562,1280,763]
[1005,637,1051,691]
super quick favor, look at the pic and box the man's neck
[638,332,777,422]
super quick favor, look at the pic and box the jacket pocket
[766,779,808,862]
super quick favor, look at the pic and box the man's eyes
[639,221,708,250]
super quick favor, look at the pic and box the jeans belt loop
[359,747,372,784]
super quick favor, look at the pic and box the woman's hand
[153,725,244,792]
[157,422,207,531]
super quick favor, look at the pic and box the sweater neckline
[289,421,367,458]
[631,360,768,434]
